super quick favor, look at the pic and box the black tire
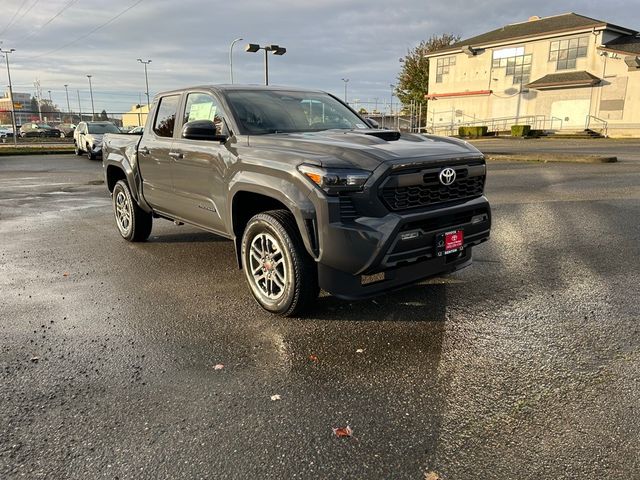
[112,180,152,242]
[241,210,318,316]
[87,144,96,160]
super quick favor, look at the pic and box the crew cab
[102,85,491,316]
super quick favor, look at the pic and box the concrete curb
[0,148,75,156]
[485,153,618,164]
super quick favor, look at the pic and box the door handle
[169,152,184,159]
[139,146,150,155]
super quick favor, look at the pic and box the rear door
[138,94,180,213]
[169,91,232,233]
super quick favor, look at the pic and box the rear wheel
[74,143,83,156]
[241,210,318,316]
[112,180,152,242]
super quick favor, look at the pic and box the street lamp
[229,38,243,84]
[341,78,349,103]
[245,43,286,86]
[76,90,82,121]
[0,48,18,146]
[86,75,95,120]
[137,59,151,108]
[64,84,71,116]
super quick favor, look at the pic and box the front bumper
[314,195,491,299]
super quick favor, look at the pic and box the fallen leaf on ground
[30,357,39,363]
[213,364,224,370]
[424,471,441,480]
[309,354,319,362]
[270,394,281,401]
[355,348,364,353]
[62,272,69,277]
[332,426,353,438]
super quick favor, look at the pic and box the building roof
[525,71,601,89]
[427,13,636,56]
[601,34,640,55]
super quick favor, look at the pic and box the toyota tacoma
[102,85,491,316]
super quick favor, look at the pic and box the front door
[137,94,180,213]
[170,92,231,233]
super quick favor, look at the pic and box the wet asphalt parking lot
[0,147,639,479]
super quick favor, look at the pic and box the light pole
[0,48,18,145]
[245,43,286,86]
[389,83,396,129]
[77,89,82,121]
[137,59,151,108]
[341,78,349,103]
[64,84,71,117]
[229,38,243,84]
[86,75,95,120]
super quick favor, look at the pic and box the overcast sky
[1,0,639,114]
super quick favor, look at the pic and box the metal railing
[585,115,608,137]
[425,114,564,136]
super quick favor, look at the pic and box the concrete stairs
[543,128,605,139]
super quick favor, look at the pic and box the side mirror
[365,117,379,129]
[182,120,227,142]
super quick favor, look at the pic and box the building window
[436,56,456,83]
[549,36,589,70]
[492,47,532,85]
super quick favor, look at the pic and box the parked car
[128,126,144,135]
[19,123,62,138]
[73,121,121,159]
[57,123,76,138]
[102,85,491,316]
[0,124,14,139]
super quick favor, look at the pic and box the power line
[13,0,81,43]
[26,0,145,59]
[0,0,30,36]
[8,0,42,35]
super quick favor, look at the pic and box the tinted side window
[153,95,179,138]
[183,93,227,135]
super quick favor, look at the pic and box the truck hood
[246,130,482,171]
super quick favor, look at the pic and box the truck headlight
[298,164,371,194]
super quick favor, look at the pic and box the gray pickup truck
[102,85,491,316]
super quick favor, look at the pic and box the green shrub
[458,126,488,138]
[511,124,531,137]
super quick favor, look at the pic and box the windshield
[87,123,120,134]
[225,90,369,135]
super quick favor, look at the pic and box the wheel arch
[230,183,318,269]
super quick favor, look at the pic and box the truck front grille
[381,171,485,211]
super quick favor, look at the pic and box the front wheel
[87,144,96,160]
[74,143,83,156]
[112,180,152,242]
[241,210,318,316]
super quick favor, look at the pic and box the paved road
[1,154,638,479]
[470,137,640,163]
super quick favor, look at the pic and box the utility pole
[0,48,18,145]
[341,78,349,103]
[229,38,243,84]
[136,59,151,108]
[34,79,42,121]
[86,75,95,121]
[64,84,71,117]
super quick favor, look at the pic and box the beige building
[424,13,640,137]
[122,104,149,128]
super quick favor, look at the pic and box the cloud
[1,0,638,113]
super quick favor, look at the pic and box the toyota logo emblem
[439,167,456,186]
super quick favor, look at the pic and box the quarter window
[153,95,179,138]
[436,56,456,83]
[550,36,589,70]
